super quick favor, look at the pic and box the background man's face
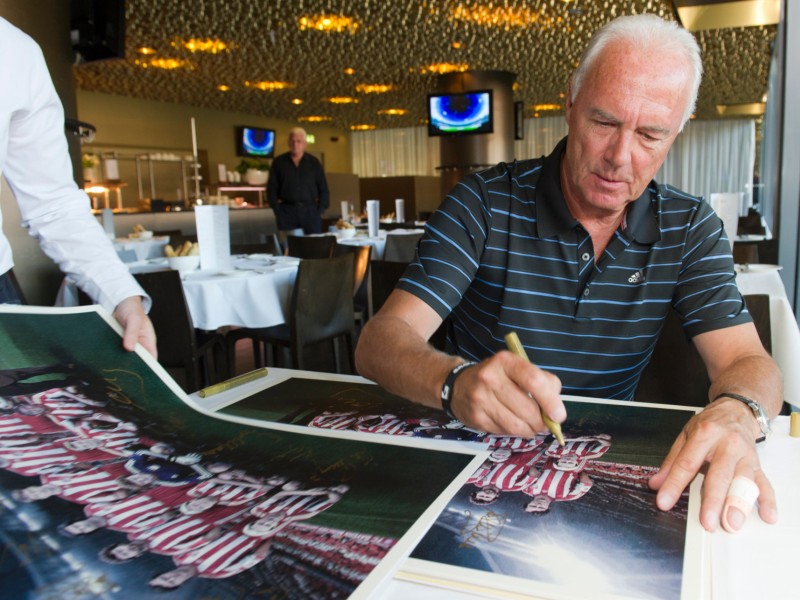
[288,133,306,157]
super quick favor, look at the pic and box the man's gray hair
[570,14,702,129]
[288,126,307,142]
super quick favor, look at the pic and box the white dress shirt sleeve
[0,18,149,312]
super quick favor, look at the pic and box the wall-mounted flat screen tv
[427,90,493,136]
[235,126,276,158]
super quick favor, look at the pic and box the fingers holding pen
[450,351,564,437]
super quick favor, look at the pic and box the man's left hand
[112,296,157,358]
[648,397,777,532]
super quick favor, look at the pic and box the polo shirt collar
[534,137,661,244]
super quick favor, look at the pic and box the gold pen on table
[504,332,566,446]
[198,367,269,398]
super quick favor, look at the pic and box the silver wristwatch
[714,392,771,443]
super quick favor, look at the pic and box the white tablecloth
[161,255,298,330]
[112,236,170,261]
[57,255,298,331]
[736,266,800,409]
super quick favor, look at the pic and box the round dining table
[335,228,425,259]
[57,255,299,332]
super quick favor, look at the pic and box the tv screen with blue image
[235,126,276,158]
[427,90,493,136]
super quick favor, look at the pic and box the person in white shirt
[0,18,156,356]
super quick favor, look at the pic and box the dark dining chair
[369,259,449,351]
[634,294,772,407]
[334,243,372,328]
[226,252,356,374]
[383,232,423,263]
[370,260,409,316]
[231,241,279,256]
[133,270,227,392]
[287,234,336,259]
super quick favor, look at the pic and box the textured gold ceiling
[72,0,777,131]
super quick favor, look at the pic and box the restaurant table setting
[57,254,299,331]
[143,254,299,331]
[111,234,170,261]
[735,264,800,410]
[336,227,425,259]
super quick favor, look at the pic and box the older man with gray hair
[356,14,782,534]
[266,127,329,234]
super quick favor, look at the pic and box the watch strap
[440,362,477,420]
[713,392,770,443]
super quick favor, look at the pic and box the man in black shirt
[267,127,329,234]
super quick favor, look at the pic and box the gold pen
[504,332,565,446]
[198,367,269,398]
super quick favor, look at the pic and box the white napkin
[367,200,380,238]
[395,198,405,223]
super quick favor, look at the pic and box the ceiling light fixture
[245,80,295,91]
[298,14,360,33]
[299,115,332,122]
[356,83,394,94]
[326,96,359,104]
[291,98,304,105]
[533,103,562,111]
[177,38,231,53]
[135,57,190,70]
[217,84,231,91]
[451,5,560,30]
[423,62,469,74]
[377,109,406,116]
[343,68,356,75]
[351,124,376,130]
[136,47,157,55]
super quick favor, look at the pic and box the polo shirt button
[583,288,590,297]
[581,252,591,262]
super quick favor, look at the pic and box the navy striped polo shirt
[398,137,750,400]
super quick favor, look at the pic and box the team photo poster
[0,306,482,599]
[220,376,707,599]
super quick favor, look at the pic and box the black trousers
[274,203,323,235]
[0,272,23,305]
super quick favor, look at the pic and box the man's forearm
[708,353,783,418]
[355,314,461,411]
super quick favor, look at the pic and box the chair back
[287,235,336,259]
[133,270,203,389]
[334,243,372,297]
[258,233,284,255]
[290,253,355,350]
[231,243,277,256]
[383,232,423,263]
[369,260,408,316]
[634,294,772,407]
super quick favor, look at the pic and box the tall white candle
[190,117,198,158]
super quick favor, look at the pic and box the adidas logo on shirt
[628,271,645,284]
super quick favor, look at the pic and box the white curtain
[514,116,568,160]
[657,119,755,204]
[351,126,440,177]
[350,118,755,206]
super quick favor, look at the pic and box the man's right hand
[447,351,565,437]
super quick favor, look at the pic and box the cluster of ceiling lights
[133,12,480,131]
